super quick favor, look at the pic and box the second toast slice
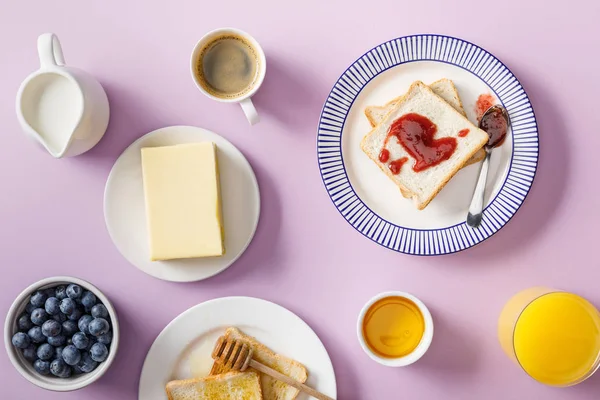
[360,81,488,210]
[210,327,308,400]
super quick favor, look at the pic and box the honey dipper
[211,336,335,400]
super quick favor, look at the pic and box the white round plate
[104,126,260,281]
[138,297,337,400]
[318,34,539,255]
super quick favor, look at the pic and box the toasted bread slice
[166,371,262,400]
[360,81,488,210]
[365,78,485,168]
[210,328,308,400]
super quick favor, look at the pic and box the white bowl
[4,276,120,391]
[357,291,434,367]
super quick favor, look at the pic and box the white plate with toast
[318,34,538,255]
[138,297,337,400]
[104,126,260,281]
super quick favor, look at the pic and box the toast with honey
[210,327,308,400]
[165,371,263,400]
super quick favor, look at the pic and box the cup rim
[189,27,266,103]
[4,276,120,391]
[356,291,434,367]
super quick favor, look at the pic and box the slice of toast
[210,328,308,400]
[166,371,262,400]
[365,78,485,168]
[360,81,488,210]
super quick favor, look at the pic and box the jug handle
[38,33,65,68]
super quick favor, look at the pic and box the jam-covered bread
[360,81,489,210]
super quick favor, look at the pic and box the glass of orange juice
[498,287,600,386]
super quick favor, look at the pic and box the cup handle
[240,98,260,125]
[38,33,65,68]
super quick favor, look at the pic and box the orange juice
[362,296,425,358]
[499,288,600,386]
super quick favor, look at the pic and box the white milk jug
[16,33,110,158]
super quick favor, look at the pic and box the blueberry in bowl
[4,276,119,391]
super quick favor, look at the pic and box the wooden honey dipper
[212,336,335,400]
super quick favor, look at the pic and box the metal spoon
[466,105,510,228]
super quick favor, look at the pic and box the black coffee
[195,34,259,99]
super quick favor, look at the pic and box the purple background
[1,0,599,399]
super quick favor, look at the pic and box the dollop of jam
[379,148,390,163]
[476,94,495,122]
[458,129,470,137]
[384,113,457,172]
[388,157,408,175]
[480,108,508,148]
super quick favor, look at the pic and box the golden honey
[362,296,425,358]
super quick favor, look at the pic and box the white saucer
[138,297,337,400]
[104,126,260,282]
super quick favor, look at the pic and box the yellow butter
[141,142,224,261]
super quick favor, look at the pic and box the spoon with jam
[466,105,510,228]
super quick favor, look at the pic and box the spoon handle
[467,148,492,228]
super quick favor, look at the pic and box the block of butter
[140,142,225,261]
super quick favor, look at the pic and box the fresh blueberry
[27,326,45,343]
[90,304,108,319]
[50,358,69,377]
[68,308,83,321]
[80,291,96,310]
[17,313,34,331]
[30,308,49,326]
[59,367,72,378]
[54,285,67,300]
[97,330,112,345]
[52,312,67,323]
[90,342,109,362]
[44,287,56,299]
[44,297,61,315]
[37,343,55,361]
[59,298,76,315]
[25,303,36,314]
[78,352,98,373]
[42,319,62,337]
[61,345,81,366]
[30,291,48,307]
[47,335,67,347]
[71,363,84,375]
[11,332,31,349]
[33,359,51,375]
[61,320,78,337]
[22,345,37,361]
[66,284,82,300]
[88,318,110,337]
[55,345,64,360]
[78,315,94,334]
[72,332,89,350]
[86,334,97,351]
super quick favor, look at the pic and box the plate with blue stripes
[317,35,538,255]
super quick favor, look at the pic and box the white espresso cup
[190,28,266,125]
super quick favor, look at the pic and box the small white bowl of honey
[357,291,433,367]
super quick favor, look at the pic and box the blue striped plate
[317,34,538,255]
